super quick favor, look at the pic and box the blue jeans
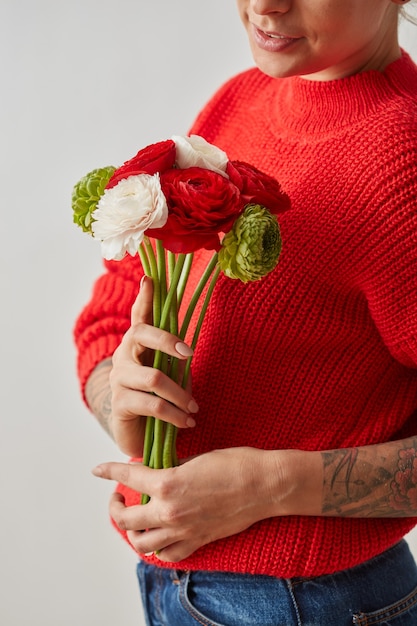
[136,540,417,625]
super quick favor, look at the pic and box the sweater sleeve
[73,254,145,403]
[359,136,417,368]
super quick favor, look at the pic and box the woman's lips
[251,24,301,52]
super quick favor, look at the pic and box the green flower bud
[218,203,282,282]
[72,166,116,234]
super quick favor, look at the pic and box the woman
[75,0,417,623]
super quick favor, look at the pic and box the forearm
[83,355,417,520]
[84,358,114,439]
[279,436,417,519]
[321,437,417,517]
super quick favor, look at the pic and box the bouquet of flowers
[72,134,290,502]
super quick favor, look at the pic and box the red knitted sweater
[74,51,417,577]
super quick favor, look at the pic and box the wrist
[85,359,114,438]
[263,448,323,517]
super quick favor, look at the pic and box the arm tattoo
[85,358,114,438]
[321,437,417,518]
[389,445,417,514]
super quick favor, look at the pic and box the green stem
[142,248,220,497]
[141,239,161,477]
[146,242,168,472]
[156,239,167,314]
[164,260,220,469]
[144,237,160,326]
[162,251,180,468]
[190,264,221,349]
[182,264,221,388]
[168,251,179,336]
[179,252,218,341]
[153,419,165,469]
[163,423,176,468]
[141,411,154,504]
[138,241,151,277]
[158,253,187,333]
[176,252,194,309]
[147,253,188,473]
[142,416,154,466]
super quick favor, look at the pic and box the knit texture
[74,51,417,577]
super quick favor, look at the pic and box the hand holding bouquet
[72,135,290,502]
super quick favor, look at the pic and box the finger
[126,529,179,557]
[91,461,156,491]
[109,496,178,554]
[109,494,167,540]
[131,276,154,327]
[111,365,199,423]
[109,493,150,533]
[113,390,198,431]
[156,539,201,563]
[107,493,200,560]
[129,277,194,362]
[130,322,194,363]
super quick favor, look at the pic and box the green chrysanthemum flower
[72,166,116,234]
[218,203,282,283]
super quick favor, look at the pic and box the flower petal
[172,134,229,177]
[92,173,168,260]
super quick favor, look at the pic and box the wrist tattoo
[85,358,113,437]
[321,437,417,518]
[389,444,417,514]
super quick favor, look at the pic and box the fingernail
[187,399,199,414]
[91,466,103,477]
[144,551,154,556]
[140,275,146,289]
[175,342,193,357]
[186,416,196,428]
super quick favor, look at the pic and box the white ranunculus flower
[172,134,229,177]
[92,173,168,260]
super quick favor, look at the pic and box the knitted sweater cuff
[76,332,123,406]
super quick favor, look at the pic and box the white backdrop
[1,2,416,625]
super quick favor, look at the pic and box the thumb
[131,275,154,327]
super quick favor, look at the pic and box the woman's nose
[251,0,292,15]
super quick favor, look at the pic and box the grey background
[1,2,416,624]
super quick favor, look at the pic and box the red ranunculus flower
[106,139,176,189]
[146,167,243,253]
[226,160,291,215]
